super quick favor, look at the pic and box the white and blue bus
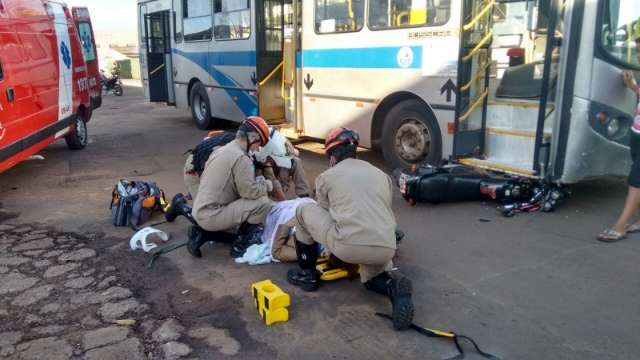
[138,0,640,184]
[138,0,462,169]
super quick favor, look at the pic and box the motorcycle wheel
[113,84,123,96]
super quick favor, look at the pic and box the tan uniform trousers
[295,202,394,283]
[183,154,200,200]
[194,196,272,232]
[257,157,311,197]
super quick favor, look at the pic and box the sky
[66,0,138,35]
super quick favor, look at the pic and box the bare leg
[611,186,640,233]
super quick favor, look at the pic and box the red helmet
[240,116,270,146]
[325,127,359,154]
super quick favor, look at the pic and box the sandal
[626,223,640,233]
[597,229,626,242]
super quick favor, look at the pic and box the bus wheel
[381,99,442,170]
[190,82,213,130]
[65,112,88,150]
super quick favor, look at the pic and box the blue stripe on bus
[210,51,256,66]
[173,46,422,70]
[210,67,258,116]
[301,46,422,69]
[171,45,420,114]
[172,48,258,116]
[172,49,256,67]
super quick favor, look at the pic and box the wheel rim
[193,94,207,122]
[394,119,431,163]
[76,117,87,145]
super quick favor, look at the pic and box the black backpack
[189,131,236,176]
[110,180,165,228]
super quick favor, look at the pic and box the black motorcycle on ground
[100,68,123,96]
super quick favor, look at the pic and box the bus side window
[368,0,451,30]
[213,0,250,40]
[0,59,4,81]
[183,0,213,41]
[314,0,364,34]
[174,10,183,43]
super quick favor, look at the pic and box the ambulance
[0,0,99,173]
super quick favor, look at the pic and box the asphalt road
[1,86,639,360]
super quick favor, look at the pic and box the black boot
[187,225,206,258]
[165,193,192,222]
[188,226,236,258]
[230,236,249,258]
[287,239,320,292]
[365,272,414,330]
[231,222,263,257]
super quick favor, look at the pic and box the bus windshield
[600,0,640,68]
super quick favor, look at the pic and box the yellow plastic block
[260,307,289,326]
[251,280,290,326]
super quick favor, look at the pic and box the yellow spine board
[316,262,356,281]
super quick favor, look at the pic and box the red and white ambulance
[0,0,100,173]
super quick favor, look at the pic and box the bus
[138,0,462,170]
[137,0,639,184]
[0,0,98,173]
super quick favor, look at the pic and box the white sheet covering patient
[235,197,316,265]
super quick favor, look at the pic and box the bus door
[143,10,174,103]
[255,0,292,124]
[454,0,565,178]
[532,0,564,176]
[452,0,494,159]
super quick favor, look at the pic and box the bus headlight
[607,118,621,138]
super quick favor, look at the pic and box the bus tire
[190,82,214,130]
[381,99,442,170]
[65,112,88,150]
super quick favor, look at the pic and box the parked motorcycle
[100,68,123,96]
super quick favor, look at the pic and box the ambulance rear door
[72,6,101,115]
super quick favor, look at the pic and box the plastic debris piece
[130,227,170,253]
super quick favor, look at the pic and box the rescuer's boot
[365,272,414,330]
[187,225,206,258]
[287,238,320,292]
[231,222,263,257]
[165,193,191,222]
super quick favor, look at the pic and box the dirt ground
[1,85,640,360]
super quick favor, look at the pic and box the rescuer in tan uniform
[184,127,310,202]
[188,117,274,258]
[287,127,414,330]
